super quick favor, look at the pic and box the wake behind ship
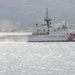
[27,8,75,42]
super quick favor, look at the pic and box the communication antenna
[45,8,51,26]
[44,8,51,34]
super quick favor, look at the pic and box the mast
[44,8,51,34]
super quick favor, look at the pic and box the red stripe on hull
[68,34,75,41]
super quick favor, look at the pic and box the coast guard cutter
[27,8,75,42]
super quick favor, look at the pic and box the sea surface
[0,42,75,75]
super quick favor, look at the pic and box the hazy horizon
[0,0,75,28]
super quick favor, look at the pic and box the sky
[0,0,75,27]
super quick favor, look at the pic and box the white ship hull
[27,35,75,42]
[27,33,75,42]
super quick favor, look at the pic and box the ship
[27,8,75,42]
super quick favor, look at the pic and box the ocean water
[0,42,75,75]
